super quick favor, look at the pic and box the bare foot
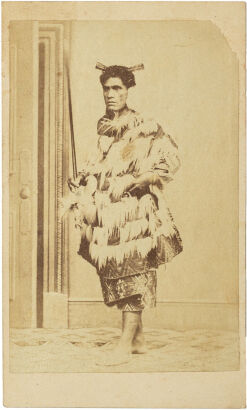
[132,342,147,354]
[132,333,148,354]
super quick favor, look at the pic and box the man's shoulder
[97,108,142,135]
[133,115,178,147]
[97,115,106,126]
[96,109,170,140]
[97,115,109,135]
[97,108,139,122]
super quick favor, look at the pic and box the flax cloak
[69,107,183,308]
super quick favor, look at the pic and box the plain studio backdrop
[68,20,238,330]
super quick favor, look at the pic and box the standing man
[68,63,182,365]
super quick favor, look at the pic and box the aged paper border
[2,2,246,408]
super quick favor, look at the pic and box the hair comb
[95,62,144,72]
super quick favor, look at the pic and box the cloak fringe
[63,112,182,269]
[89,236,157,269]
[97,196,139,233]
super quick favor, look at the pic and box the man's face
[102,77,128,112]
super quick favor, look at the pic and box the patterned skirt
[99,269,157,311]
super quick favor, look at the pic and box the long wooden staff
[65,62,78,179]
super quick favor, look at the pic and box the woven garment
[75,108,183,271]
[100,269,157,309]
[117,294,154,312]
[65,107,183,309]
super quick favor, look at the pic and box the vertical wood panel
[9,44,17,304]
[9,21,39,328]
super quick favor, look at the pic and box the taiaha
[66,62,78,179]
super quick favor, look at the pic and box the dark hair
[100,65,136,89]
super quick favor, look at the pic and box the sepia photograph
[3,1,246,408]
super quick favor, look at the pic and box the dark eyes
[103,86,122,91]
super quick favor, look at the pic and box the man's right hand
[67,173,86,192]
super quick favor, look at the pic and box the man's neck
[106,104,129,120]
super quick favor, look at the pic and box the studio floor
[9,327,239,373]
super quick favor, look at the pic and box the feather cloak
[63,108,183,278]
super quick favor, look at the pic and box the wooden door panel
[9,22,39,328]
